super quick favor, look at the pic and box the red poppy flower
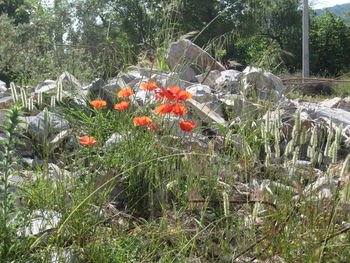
[114,101,130,110]
[117,88,134,98]
[80,136,97,145]
[156,87,176,101]
[179,121,196,132]
[171,103,188,116]
[140,81,158,91]
[90,100,107,109]
[155,103,173,114]
[133,116,152,126]
[148,124,158,130]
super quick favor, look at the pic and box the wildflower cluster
[81,82,196,145]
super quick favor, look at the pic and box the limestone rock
[320,97,350,112]
[195,70,221,87]
[179,66,199,83]
[186,84,213,103]
[83,78,105,92]
[304,176,337,200]
[0,80,7,92]
[49,129,72,153]
[35,80,56,94]
[296,100,350,133]
[28,110,70,139]
[50,248,79,263]
[95,77,123,106]
[104,133,125,149]
[186,99,226,127]
[57,71,83,90]
[215,70,241,88]
[0,96,13,109]
[17,210,61,237]
[166,39,226,72]
[241,67,285,101]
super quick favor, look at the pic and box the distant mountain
[315,3,350,19]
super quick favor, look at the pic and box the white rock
[320,97,350,112]
[57,71,83,90]
[104,133,125,149]
[50,248,78,263]
[296,100,350,132]
[195,70,221,87]
[179,66,198,82]
[215,70,242,86]
[35,80,56,94]
[132,89,157,106]
[49,129,72,153]
[28,111,70,138]
[241,67,285,101]
[166,39,226,71]
[0,96,13,109]
[304,176,337,200]
[186,84,213,103]
[17,210,61,237]
[0,80,7,92]
[83,78,105,92]
[186,99,226,126]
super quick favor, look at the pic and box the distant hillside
[315,3,350,19]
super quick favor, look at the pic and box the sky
[312,0,350,9]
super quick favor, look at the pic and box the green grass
[284,75,350,102]
[336,78,350,97]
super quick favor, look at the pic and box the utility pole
[303,0,309,81]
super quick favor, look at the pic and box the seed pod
[223,191,229,216]
[10,82,18,103]
[50,96,56,108]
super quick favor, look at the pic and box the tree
[310,10,350,76]
[251,0,302,71]
[0,0,33,24]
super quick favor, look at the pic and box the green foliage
[248,0,302,71]
[0,0,33,24]
[233,35,288,72]
[0,105,25,261]
[310,10,350,76]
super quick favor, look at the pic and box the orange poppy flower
[140,81,158,91]
[133,116,152,126]
[117,88,134,98]
[171,103,188,116]
[176,89,192,100]
[148,124,158,130]
[114,101,130,110]
[179,121,196,132]
[155,103,173,114]
[156,86,192,101]
[90,100,107,109]
[168,85,181,94]
[80,136,97,145]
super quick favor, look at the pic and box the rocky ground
[0,39,350,262]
